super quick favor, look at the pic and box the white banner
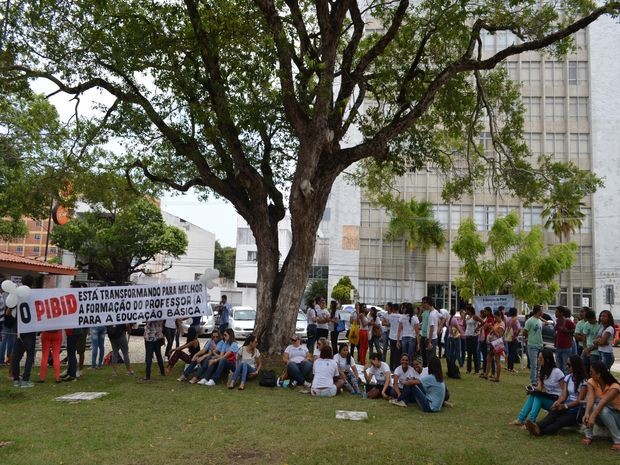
[473,294,515,315]
[16,282,207,332]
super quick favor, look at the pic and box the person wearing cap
[283,334,312,388]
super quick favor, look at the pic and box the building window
[506,61,519,82]
[247,251,257,262]
[427,283,449,310]
[605,285,615,305]
[545,133,566,161]
[569,133,589,166]
[309,265,328,280]
[522,206,543,231]
[572,287,592,310]
[522,97,541,122]
[521,61,541,85]
[524,133,542,155]
[544,61,565,86]
[34,233,41,241]
[568,61,588,85]
[15,246,23,254]
[35,220,43,228]
[236,228,255,245]
[33,246,40,254]
[557,287,568,307]
[544,97,566,121]
[579,208,591,234]
[569,97,589,121]
[474,206,495,231]
[433,205,449,229]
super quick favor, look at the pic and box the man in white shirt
[283,335,312,388]
[423,296,440,361]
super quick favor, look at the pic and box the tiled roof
[0,251,77,275]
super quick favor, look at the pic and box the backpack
[259,370,278,387]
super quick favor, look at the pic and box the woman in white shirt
[311,345,344,397]
[595,310,616,370]
[511,348,565,425]
[397,303,420,362]
[334,344,361,394]
[364,353,392,399]
[229,334,262,390]
[389,354,417,405]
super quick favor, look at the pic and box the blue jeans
[401,336,415,361]
[232,362,256,384]
[518,394,555,422]
[411,384,432,412]
[555,348,571,374]
[381,332,389,362]
[11,332,36,381]
[447,337,462,366]
[287,360,312,385]
[91,326,106,368]
[205,358,235,382]
[0,328,16,364]
[527,346,541,385]
[600,351,615,370]
[585,405,620,443]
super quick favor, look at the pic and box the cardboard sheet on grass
[336,410,368,421]
[55,392,108,402]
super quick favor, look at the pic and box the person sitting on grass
[311,345,344,397]
[283,334,312,389]
[581,360,620,450]
[398,356,446,412]
[364,352,393,400]
[525,355,588,436]
[165,326,200,375]
[186,330,221,383]
[388,354,417,406]
[333,343,361,394]
[313,337,328,361]
[511,348,564,427]
[199,328,238,386]
[229,334,262,390]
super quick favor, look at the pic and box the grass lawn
[1,360,618,465]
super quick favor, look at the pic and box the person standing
[142,319,165,382]
[0,303,16,367]
[90,325,106,369]
[523,305,545,387]
[386,302,402,371]
[315,297,330,340]
[594,310,615,370]
[368,306,383,357]
[163,318,177,360]
[581,308,601,374]
[554,306,575,374]
[397,303,420,362]
[328,300,341,352]
[423,297,440,364]
[357,304,370,364]
[464,305,481,374]
[505,307,521,373]
[106,323,134,376]
[218,295,232,333]
[10,275,36,388]
[38,329,62,383]
[306,299,318,355]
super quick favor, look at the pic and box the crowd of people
[1,284,618,448]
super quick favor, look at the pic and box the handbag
[490,337,505,354]
[336,318,345,333]
[348,323,360,345]
[504,326,514,342]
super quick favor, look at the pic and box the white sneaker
[76,370,82,378]
[197,378,208,385]
[303,381,312,388]
[205,379,216,386]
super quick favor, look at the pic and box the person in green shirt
[523,305,545,386]
[581,308,601,374]
[574,306,589,356]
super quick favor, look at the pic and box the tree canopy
[51,175,188,284]
[2,0,618,350]
[214,240,236,281]
[452,211,577,305]
[331,275,356,304]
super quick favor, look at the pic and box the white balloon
[199,268,220,289]
[15,286,31,299]
[5,293,18,308]
[1,280,16,293]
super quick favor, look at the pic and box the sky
[161,193,238,247]
[31,81,240,248]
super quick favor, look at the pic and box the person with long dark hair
[200,327,238,386]
[505,307,521,373]
[142,319,165,382]
[358,304,370,364]
[328,300,341,352]
[400,356,446,412]
[368,307,383,357]
[595,310,616,370]
[511,348,565,426]
[525,355,588,436]
[464,305,482,374]
[582,361,620,450]
[334,343,360,394]
[311,345,344,397]
[229,334,262,390]
[397,303,420,362]
[482,310,505,382]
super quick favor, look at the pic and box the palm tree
[384,197,446,252]
[541,183,585,243]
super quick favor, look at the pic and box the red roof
[0,251,77,276]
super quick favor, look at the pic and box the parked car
[182,301,217,337]
[338,304,384,335]
[229,307,308,340]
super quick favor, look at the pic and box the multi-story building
[0,218,61,261]
[322,14,620,317]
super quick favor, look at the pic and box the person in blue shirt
[399,356,446,412]
[218,295,232,332]
[199,328,238,386]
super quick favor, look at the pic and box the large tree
[2,1,618,351]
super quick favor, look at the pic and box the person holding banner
[38,329,62,383]
[142,319,165,382]
[107,323,134,376]
[10,275,37,388]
